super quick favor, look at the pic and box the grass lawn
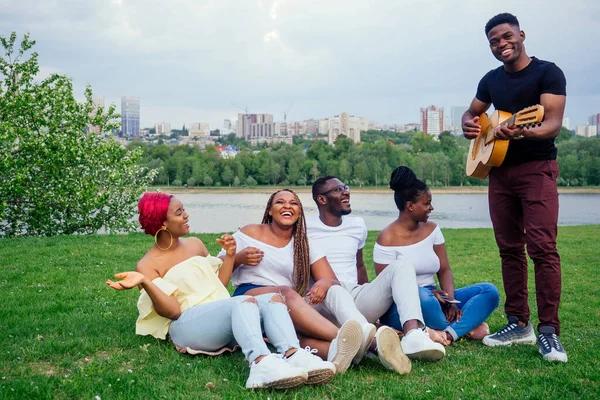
[1,226,599,399]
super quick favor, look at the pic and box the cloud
[1,0,598,127]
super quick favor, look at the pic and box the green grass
[1,226,599,399]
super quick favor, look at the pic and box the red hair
[138,192,173,235]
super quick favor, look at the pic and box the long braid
[262,189,311,295]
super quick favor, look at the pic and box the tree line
[130,128,600,188]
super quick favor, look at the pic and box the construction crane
[230,102,248,114]
[283,103,294,136]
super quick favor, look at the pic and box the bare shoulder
[136,253,160,279]
[239,224,264,238]
[422,221,438,236]
[183,236,209,256]
[375,224,396,246]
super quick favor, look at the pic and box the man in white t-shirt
[307,176,445,361]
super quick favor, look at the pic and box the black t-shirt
[475,57,567,166]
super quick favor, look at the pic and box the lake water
[173,192,600,233]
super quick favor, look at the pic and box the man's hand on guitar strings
[494,124,524,140]
[462,116,481,139]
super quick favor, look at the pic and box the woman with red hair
[106,192,335,389]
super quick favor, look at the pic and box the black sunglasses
[319,184,350,196]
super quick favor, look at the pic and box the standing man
[462,13,567,362]
[306,176,446,364]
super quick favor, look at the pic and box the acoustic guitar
[465,105,544,179]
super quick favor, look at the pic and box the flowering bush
[0,33,156,236]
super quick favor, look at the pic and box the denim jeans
[380,283,500,341]
[169,293,300,364]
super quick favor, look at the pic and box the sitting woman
[218,189,409,375]
[375,167,500,345]
[106,192,335,390]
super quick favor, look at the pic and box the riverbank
[153,185,600,195]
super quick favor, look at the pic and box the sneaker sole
[377,328,411,374]
[405,348,445,362]
[483,335,538,347]
[250,374,308,390]
[539,348,568,363]
[353,324,377,365]
[331,320,362,374]
[306,368,335,385]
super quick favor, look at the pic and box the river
[170,192,600,233]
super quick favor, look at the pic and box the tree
[202,174,214,186]
[0,33,156,237]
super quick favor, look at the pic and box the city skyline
[2,1,598,129]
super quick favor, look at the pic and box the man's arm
[514,93,565,140]
[462,97,491,139]
[356,249,369,284]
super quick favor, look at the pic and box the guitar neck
[500,114,517,127]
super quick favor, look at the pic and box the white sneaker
[353,323,377,364]
[327,319,362,374]
[245,353,308,389]
[375,326,411,374]
[286,347,336,385]
[401,328,446,362]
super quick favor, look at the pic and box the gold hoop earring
[155,227,173,251]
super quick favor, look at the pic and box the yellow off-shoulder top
[136,255,230,340]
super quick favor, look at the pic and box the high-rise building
[304,119,319,135]
[589,114,600,126]
[154,122,171,135]
[189,123,210,137]
[420,105,444,136]
[451,106,468,132]
[236,114,275,140]
[562,117,570,130]
[88,95,105,134]
[575,125,597,137]
[326,112,366,144]
[121,96,140,137]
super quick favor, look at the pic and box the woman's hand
[306,279,332,305]
[431,289,449,305]
[106,271,146,290]
[236,246,264,266]
[444,304,462,323]
[216,234,237,257]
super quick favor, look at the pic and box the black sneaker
[482,315,537,347]
[538,326,568,362]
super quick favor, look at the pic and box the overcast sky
[1,0,598,129]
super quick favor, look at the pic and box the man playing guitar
[461,13,567,362]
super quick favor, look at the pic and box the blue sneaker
[482,316,537,347]
[538,326,568,363]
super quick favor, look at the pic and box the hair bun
[389,166,416,191]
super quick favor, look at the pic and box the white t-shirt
[306,215,367,285]
[373,225,445,287]
[218,230,325,288]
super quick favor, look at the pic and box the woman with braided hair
[106,192,336,389]
[375,167,500,344]
[219,189,407,375]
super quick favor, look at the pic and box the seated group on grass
[106,166,500,390]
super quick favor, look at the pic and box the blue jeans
[380,283,500,341]
[169,293,300,364]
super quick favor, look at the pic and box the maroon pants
[488,159,562,334]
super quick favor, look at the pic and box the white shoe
[353,323,377,364]
[327,320,362,374]
[286,347,336,385]
[245,353,308,389]
[401,328,446,362]
[375,326,411,374]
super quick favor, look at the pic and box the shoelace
[304,346,318,355]
[540,333,562,350]
[497,323,518,335]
